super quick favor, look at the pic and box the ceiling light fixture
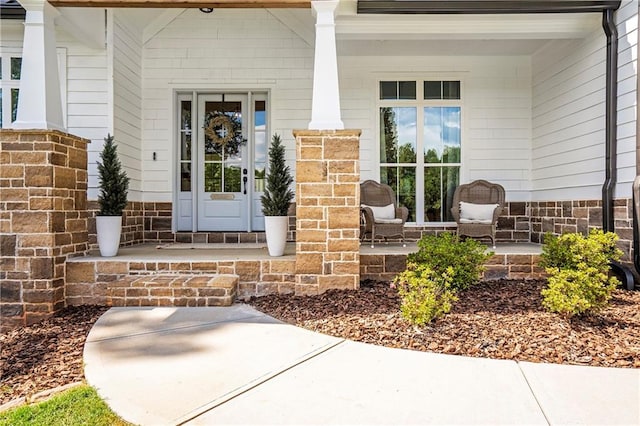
[199,7,214,13]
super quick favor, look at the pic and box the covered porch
[63,240,544,305]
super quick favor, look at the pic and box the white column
[308,0,344,130]
[12,0,64,131]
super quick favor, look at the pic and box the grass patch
[0,384,131,426]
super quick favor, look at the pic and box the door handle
[242,168,248,194]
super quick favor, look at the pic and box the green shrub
[394,264,457,325]
[408,232,492,291]
[540,229,622,317]
[540,229,621,271]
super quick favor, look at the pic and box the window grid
[378,79,462,224]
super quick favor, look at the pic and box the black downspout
[602,8,617,234]
[603,9,636,289]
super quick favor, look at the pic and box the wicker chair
[451,179,505,248]
[360,180,409,248]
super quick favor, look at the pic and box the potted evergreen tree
[96,134,129,257]
[261,134,294,256]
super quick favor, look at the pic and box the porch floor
[73,241,541,262]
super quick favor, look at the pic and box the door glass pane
[10,57,21,80]
[11,88,18,122]
[180,100,192,161]
[380,107,417,164]
[203,100,245,193]
[180,163,191,192]
[224,164,241,192]
[254,100,266,192]
[204,163,222,192]
[380,166,416,222]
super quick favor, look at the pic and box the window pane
[424,81,442,100]
[11,88,19,122]
[0,89,2,127]
[380,107,417,164]
[443,81,460,99]
[380,166,416,222]
[11,57,21,80]
[398,81,416,100]
[424,107,460,164]
[424,166,459,222]
[442,166,459,222]
[442,107,461,163]
[424,167,442,222]
[180,163,191,192]
[380,81,397,100]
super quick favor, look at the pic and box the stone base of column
[293,130,361,296]
[0,130,89,331]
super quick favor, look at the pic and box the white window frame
[377,77,464,225]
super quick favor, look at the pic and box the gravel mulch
[249,279,640,368]
[0,306,108,406]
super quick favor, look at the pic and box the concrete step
[108,274,238,307]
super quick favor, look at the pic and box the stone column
[0,130,88,330]
[12,0,64,131]
[294,130,361,295]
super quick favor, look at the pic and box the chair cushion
[459,201,499,224]
[375,218,403,224]
[362,203,395,220]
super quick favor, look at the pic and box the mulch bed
[0,306,108,406]
[249,280,640,368]
[2,280,639,407]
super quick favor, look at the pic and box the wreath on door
[203,110,246,157]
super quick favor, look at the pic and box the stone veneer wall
[530,198,633,262]
[294,130,361,295]
[0,130,89,331]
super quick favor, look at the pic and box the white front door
[197,94,248,231]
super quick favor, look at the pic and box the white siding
[141,9,313,201]
[615,0,638,197]
[339,56,532,202]
[532,1,637,201]
[111,11,143,201]
[56,31,110,200]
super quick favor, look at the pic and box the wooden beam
[49,0,310,8]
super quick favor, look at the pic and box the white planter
[96,215,122,257]
[264,216,288,257]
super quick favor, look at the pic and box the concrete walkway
[84,305,639,426]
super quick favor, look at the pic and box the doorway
[176,92,268,232]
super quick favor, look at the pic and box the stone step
[107,274,238,307]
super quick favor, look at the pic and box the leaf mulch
[249,279,640,369]
[0,306,108,406]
